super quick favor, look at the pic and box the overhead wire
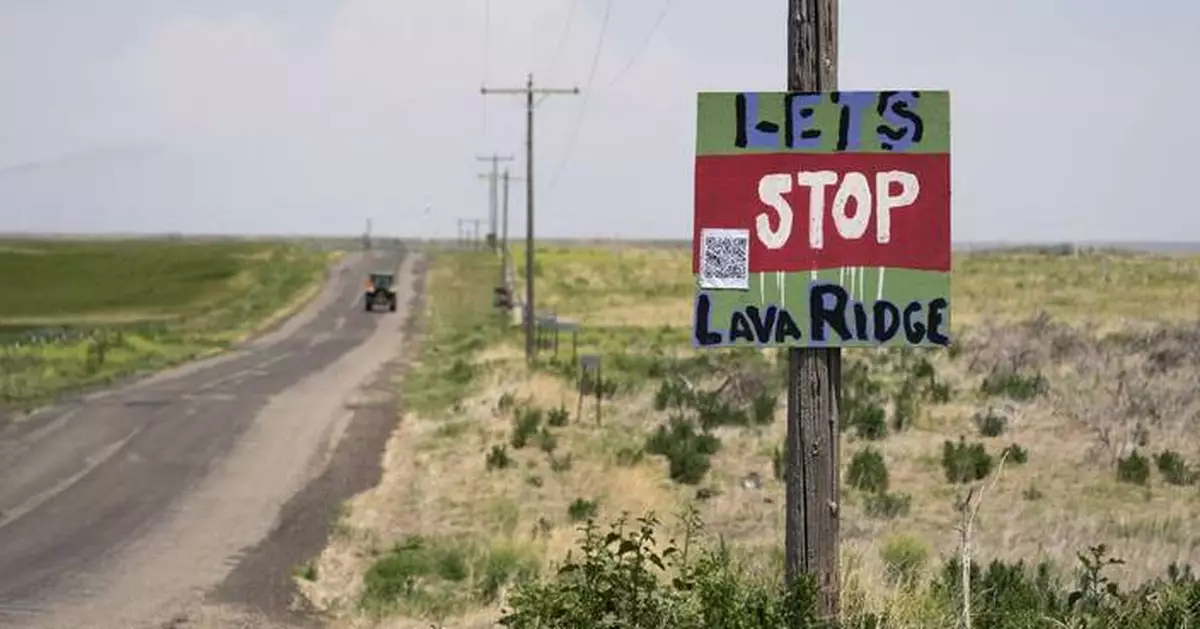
[544,0,580,82]
[545,0,614,192]
[595,0,675,92]
[482,0,491,139]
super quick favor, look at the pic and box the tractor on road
[364,272,398,312]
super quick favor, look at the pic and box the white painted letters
[796,170,837,249]
[874,171,920,244]
[753,170,921,249]
[831,171,871,241]
[755,173,793,250]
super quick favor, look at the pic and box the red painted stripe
[692,152,950,273]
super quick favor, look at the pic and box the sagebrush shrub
[1117,449,1151,486]
[942,437,993,484]
[1154,450,1196,486]
[486,445,513,471]
[973,409,1009,437]
[847,447,889,493]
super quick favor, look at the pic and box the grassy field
[0,239,333,411]
[300,244,1200,628]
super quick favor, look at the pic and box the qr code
[699,228,750,290]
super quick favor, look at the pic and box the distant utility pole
[363,217,373,251]
[481,74,580,364]
[501,169,524,287]
[477,153,514,253]
[785,0,842,621]
[469,218,485,249]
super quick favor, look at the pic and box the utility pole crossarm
[481,87,580,95]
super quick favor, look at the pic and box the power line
[544,0,580,81]
[545,0,613,192]
[595,0,675,92]
[482,0,491,138]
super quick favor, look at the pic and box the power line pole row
[482,74,580,364]
[457,217,485,249]
[476,153,514,253]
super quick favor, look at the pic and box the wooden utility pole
[501,169,524,287]
[785,0,841,620]
[457,218,484,248]
[481,74,580,364]
[469,218,485,249]
[477,153,514,252]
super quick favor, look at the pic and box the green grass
[0,239,331,410]
[400,247,508,418]
[360,534,538,619]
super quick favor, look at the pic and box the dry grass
[302,244,1200,628]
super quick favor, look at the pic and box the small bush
[645,416,721,485]
[1117,449,1151,486]
[864,491,912,520]
[942,437,993,484]
[1154,450,1197,486]
[880,534,929,585]
[773,445,784,481]
[973,408,1009,437]
[750,390,777,425]
[891,379,920,432]
[980,368,1048,401]
[842,359,887,438]
[546,405,570,427]
[511,407,543,450]
[694,391,750,429]
[653,377,693,411]
[1002,443,1029,465]
[497,391,518,414]
[852,403,888,441]
[486,445,514,471]
[567,498,599,522]
[295,560,318,581]
[927,380,953,403]
[846,447,889,493]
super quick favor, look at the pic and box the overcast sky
[0,0,1196,241]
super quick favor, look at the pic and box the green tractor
[364,272,398,312]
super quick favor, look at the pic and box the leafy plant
[511,407,543,450]
[942,437,993,484]
[1117,449,1151,486]
[645,416,721,485]
[486,445,514,471]
[847,447,889,493]
[1154,450,1196,486]
[973,408,1009,438]
[567,498,599,522]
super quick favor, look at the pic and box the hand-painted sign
[691,90,951,348]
